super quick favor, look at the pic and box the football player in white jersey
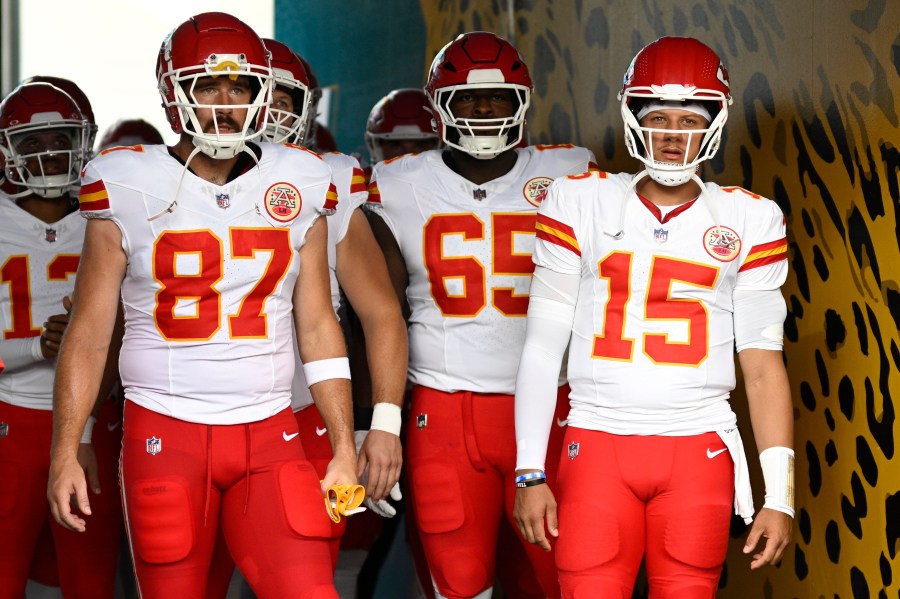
[367,31,598,599]
[0,82,124,599]
[513,37,794,597]
[46,13,357,598]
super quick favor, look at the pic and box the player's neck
[443,147,518,185]
[172,137,240,186]
[636,174,703,207]
[16,194,75,224]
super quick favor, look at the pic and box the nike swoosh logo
[283,432,299,442]
[556,418,568,427]
[315,426,328,437]
[107,421,121,432]
[707,448,728,459]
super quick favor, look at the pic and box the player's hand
[47,455,92,532]
[355,429,402,502]
[40,312,70,359]
[77,441,102,495]
[321,450,358,493]
[743,507,792,569]
[514,482,558,552]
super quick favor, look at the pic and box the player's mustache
[204,116,240,133]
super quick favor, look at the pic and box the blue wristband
[514,471,546,484]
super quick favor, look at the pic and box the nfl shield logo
[416,414,428,429]
[215,193,231,209]
[0,422,8,438]
[654,228,668,243]
[568,441,579,459]
[473,188,487,201]
[146,436,162,455]
[45,228,57,243]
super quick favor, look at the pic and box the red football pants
[405,386,568,599]
[120,402,336,599]
[554,430,734,599]
[0,400,123,599]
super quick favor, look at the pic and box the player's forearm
[741,349,793,451]
[360,309,408,409]
[310,377,356,458]
[52,329,110,460]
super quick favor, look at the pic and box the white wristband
[303,357,351,387]
[32,336,45,361]
[80,416,96,444]
[759,446,795,518]
[370,402,402,436]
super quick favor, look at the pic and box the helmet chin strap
[604,170,648,239]
[457,133,507,160]
[192,133,246,160]
[645,161,697,187]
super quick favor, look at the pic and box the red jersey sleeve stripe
[535,214,580,256]
[78,180,110,212]
[350,168,367,194]
[738,237,788,272]
[324,183,339,211]
[367,182,381,204]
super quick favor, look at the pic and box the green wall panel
[275,0,427,157]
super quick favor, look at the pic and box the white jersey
[534,171,788,434]
[79,143,335,424]
[0,199,84,410]
[368,145,597,394]
[291,152,367,411]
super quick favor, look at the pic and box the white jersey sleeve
[80,143,334,424]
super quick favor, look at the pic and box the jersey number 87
[153,227,292,341]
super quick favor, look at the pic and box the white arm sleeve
[733,288,787,352]
[0,337,45,372]
[515,266,580,471]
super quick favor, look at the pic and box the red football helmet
[295,54,321,146]
[618,36,733,186]
[365,88,439,163]
[98,118,165,151]
[156,12,273,159]
[21,76,98,155]
[425,31,532,159]
[0,82,89,198]
[261,39,312,144]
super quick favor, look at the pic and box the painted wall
[274,0,427,158]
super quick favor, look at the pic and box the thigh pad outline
[278,460,336,540]
[125,476,194,564]
[410,463,466,535]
